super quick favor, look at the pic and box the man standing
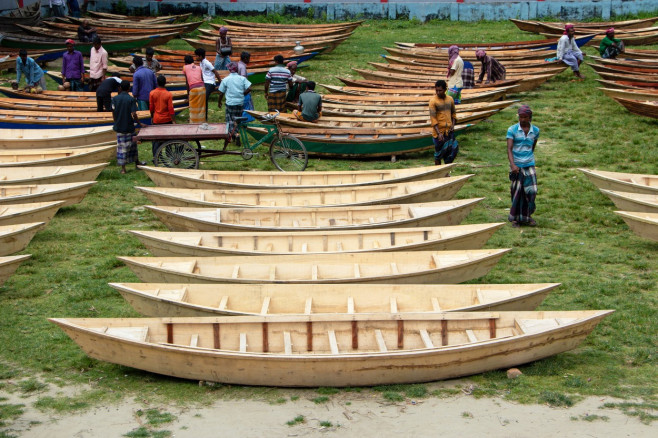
[214,26,232,71]
[14,49,46,92]
[507,105,540,227]
[195,48,222,121]
[182,54,206,123]
[61,39,84,92]
[264,54,292,113]
[237,51,254,112]
[130,48,161,74]
[293,81,322,122]
[446,45,464,104]
[112,80,145,174]
[149,75,176,158]
[96,74,122,112]
[49,0,65,17]
[89,37,108,92]
[557,24,585,79]
[475,50,506,84]
[132,56,157,111]
[217,62,252,139]
[429,80,457,166]
[67,0,81,18]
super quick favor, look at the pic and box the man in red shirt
[149,75,175,159]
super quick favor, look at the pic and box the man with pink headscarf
[557,24,585,78]
[446,45,464,103]
[286,60,309,104]
[507,104,539,227]
[599,28,625,59]
[214,26,232,71]
[475,50,506,84]
[218,62,252,139]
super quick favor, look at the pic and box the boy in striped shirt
[264,54,292,112]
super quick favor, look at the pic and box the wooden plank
[307,321,313,351]
[260,296,270,315]
[375,329,387,352]
[465,329,478,343]
[390,296,398,313]
[353,263,361,279]
[304,297,312,314]
[419,329,434,348]
[328,330,339,354]
[431,297,441,311]
[213,323,220,349]
[239,333,247,352]
[231,265,240,279]
[190,334,199,347]
[284,331,292,355]
[441,320,448,346]
[351,320,358,349]
[397,320,404,349]
[166,323,173,344]
[269,265,276,281]
[218,295,228,310]
[262,322,269,353]
[347,296,355,314]
[489,318,496,338]
[476,288,485,304]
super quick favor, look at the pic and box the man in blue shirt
[131,56,157,111]
[14,49,46,92]
[507,105,540,227]
[217,62,252,140]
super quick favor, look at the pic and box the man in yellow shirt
[429,80,458,165]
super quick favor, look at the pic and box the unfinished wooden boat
[146,198,484,233]
[595,78,658,90]
[50,309,612,386]
[598,190,658,214]
[0,1,40,32]
[368,61,567,77]
[384,46,554,62]
[611,97,658,119]
[0,182,97,207]
[589,63,658,76]
[395,35,594,51]
[183,37,337,54]
[0,127,116,149]
[0,254,30,286]
[579,169,658,195]
[0,222,44,256]
[322,86,517,105]
[110,282,561,318]
[320,99,519,117]
[0,96,188,113]
[135,175,473,209]
[538,28,658,46]
[129,223,504,257]
[0,87,188,102]
[222,18,363,31]
[614,211,658,242]
[0,201,65,227]
[382,55,563,69]
[0,164,108,185]
[84,11,192,23]
[140,164,456,190]
[0,145,115,167]
[119,249,511,285]
[0,108,174,129]
[598,87,658,102]
[593,70,658,86]
[510,17,658,33]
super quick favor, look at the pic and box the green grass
[0,13,656,426]
[286,415,305,426]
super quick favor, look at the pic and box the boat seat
[104,326,148,343]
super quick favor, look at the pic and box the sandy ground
[1,382,655,438]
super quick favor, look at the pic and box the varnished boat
[395,35,594,51]
[222,18,364,31]
[50,309,612,386]
[598,87,658,102]
[0,96,188,112]
[0,164,108,186]
[85,11,192,23]
[595,79,658,90]
[140,164,456,190]
[183,37,339,54]
[593,70,658,85]
[0,108,185,129]
[319,99,519,117]
[598,190,658,213]
[589,63,658,76]
[135,175,473,209]
[322,86,517,105]
[146,199,484,232]
[0,87,188,102]
[382,55,563,69]
[579,169,658,194]
[611,97,658,119]
[128,223,504,257]
[119,249,511,285]
[510,17,658,33]
[0,182,97,207]
[0,222,44,256]
[614,211,658,242]
[0,145,115,167]
[0,254,30,286]
[0,127,116,149]
[368,61,567,77]
[0,201,65,227]
[110,282,561,318]
[384,46,554,62]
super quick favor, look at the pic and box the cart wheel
[241,148,254,160]
[269,134,308,172]
[154,140,199,169]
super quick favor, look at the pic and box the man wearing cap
[507,105,540,227]
[217,62,252,140]
[599,28,625,59]
[62,39,85,92]
[557,24,585,79]
[214,26,232,71]
[475,50,506,85]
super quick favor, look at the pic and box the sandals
[525,219,537,227]
[511,221,520,228]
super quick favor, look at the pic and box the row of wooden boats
[580,169,658,242]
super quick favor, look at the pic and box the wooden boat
[623,48,658,60]
[145,199,484,233]
[17,23,188,39]
[614,211,658,242]
[0,163,108,186]
[589,63,658,76]
[0,254,30,286]
[324,83,513,97]
[579,169,658,195]
[598,87,658,102]
[128,223,505,257]
[320,99,519,117]
[41,20,199,36]
[611,98,658,119]
[0,182,97,207]
[0,201,65,227]
[322,86,517,105]
[0,87,189,102]
[0,222,44,256]
[119,249,511,285]
[153,47,320,66]
[0,96,188,113]
[598,190,658,214]
[140,164,456,190]
[510,17,658,33]
[0,127,116,149]
[61,16,202,33]
[595,79,658,91]
[591,55,658,67]
[110,282,561,318]
[0,145,115,167]
[384,46,554,62]
[183,38,339,54]
[44,70,190,93]
[369,61,567,77]
[395,35,594,51]
[135,175,473,209]
[538,28,658,46]
[0,1,40,32]
[223,19,363,31]
[382,54,563,69]
[50,309,612,386]
[592,70,658,85]
[85,11,192,23]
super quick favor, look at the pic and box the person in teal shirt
[14,49,46,91]
[599,28,625,59]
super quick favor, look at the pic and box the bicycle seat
[234,116,249,124]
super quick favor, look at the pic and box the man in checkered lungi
[217,62,252,140]
[112,80,145,174]
[264,54,292,113]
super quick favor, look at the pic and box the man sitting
[293,81,322,122]
[599,28,625,59]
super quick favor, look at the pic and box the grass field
[0,15,656,428]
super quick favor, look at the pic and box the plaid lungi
[225,104,244,137]
[509,166,537,223]
[116,132,138,166]
[447,87,462,104]
[267,90,287,112]
[188,86,206,124]
[462,68,475,89]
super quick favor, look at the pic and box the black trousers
[96,96,112,112]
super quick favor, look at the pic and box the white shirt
[200,59,216,84]
[557,35,581,60]
[447,56,464,89]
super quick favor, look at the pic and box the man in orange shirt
[428,79,458,165]
[149,75,175,159]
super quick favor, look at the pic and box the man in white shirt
[557,24,585,79]
[194,47,223,121]
[49,0,65,17]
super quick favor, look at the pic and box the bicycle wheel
[269,134,308,171]
[154,140,199,169]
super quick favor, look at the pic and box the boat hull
[0,254,30,286]
[0,201,65,227]
[615,211,658,241]
[0,223,44,256]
